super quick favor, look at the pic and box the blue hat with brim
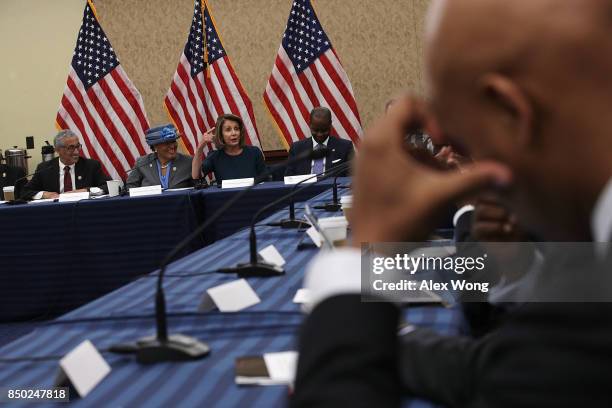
[145,124,180,146]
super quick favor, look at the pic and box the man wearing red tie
[21,130,109,200]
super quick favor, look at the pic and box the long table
[0,180,345,322]
[0,187,465,407]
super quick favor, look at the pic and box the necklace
[160,164,169,169]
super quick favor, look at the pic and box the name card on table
[55,340,111,398]
[129,185,162,197]
[199,279,260,312]
[284,174,317,185]
[258,245,286,267]
[221,178,255,189]
[58,192,91,202]
[292,289,311,304]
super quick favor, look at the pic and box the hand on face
[472,193,525,242]
[351,96,512,244]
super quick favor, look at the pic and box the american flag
[55,0,150,180]
[165,0,261,156]
[264,0,362,148]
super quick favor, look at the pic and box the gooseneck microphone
[218,161,351,278]
[312,164,351,212]
[112,146,329,364]
[269,159,350,228]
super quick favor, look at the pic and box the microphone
[112,145,327,364]
[121,154,158,195]
[269,159,349,229]
[312,158,352,212]
[218,161,351,278]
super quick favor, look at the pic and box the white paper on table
[206,279,260,312]
[292,289,311,304]
[259,245,286,267]
[263,351,298,383]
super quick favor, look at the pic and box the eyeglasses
[61,144,82,152]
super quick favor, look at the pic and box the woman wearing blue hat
[191,114,266,183]
[126,124,194,190]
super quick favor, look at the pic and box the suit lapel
[50,159,60,193]
[74,159,83,189]
[325,137,337,172]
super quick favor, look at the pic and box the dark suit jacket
[284,136,354,177]
[20,157,109,200]
[292,254,612,408]
[0,164,26,200]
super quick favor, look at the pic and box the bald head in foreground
[292,1,612,407]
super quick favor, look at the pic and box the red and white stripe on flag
[164,0,261,157]
[264,0,362,148]
[55,0,149,180]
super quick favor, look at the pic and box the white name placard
[55,340,111,398]
[284,174,317,185]
[202,279,261,312]
[129,185,162,197]
[58,192,90,202]
[259,245,286,267]
[222,178,255,189]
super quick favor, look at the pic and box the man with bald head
[284,107,354,177]
[291,0,612,406]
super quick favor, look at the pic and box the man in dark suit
[0,163,26,200]
[284,107,354,177]
[292,0,612,406]
[20,130,109,200]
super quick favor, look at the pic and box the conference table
[0,180,344,322]
[0,187,466,407]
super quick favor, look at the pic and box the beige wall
[0,0,429,171]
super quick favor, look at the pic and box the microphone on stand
[312,164,352,212]
[218,162,351,278]
[110,146,329,364]
[268,159,350,228]
[120,154,158,196]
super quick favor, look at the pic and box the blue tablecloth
[0,187,465,407]
[0,180,344,322]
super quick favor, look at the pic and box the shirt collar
[312,136,329,149]
[591,177,612,242]
[58,159,75,171]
